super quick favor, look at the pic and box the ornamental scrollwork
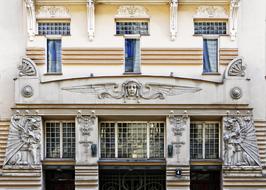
[18,57,37,77]
[62,79,201,103]
[4,112,41,166]
[223,115,261,166]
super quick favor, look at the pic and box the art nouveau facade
[0,0,266,190]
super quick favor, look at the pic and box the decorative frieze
[223,114,261,166]
[4,112,41,167]
[36,6,71,19]
[194,6,228,19]
[24,0,36,41]
[62,79,201,103]
[229,0,240,40]
[18,57,38,77]
[170,0,178,41]
[115,6,150,19]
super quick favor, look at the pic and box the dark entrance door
[190,166,221,190]
[45,169,75,190]
[99,168,166,190]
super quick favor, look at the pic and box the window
[47,39,62,73]
[116,22,149,35]
[100,122,164,159]
[203,38,218,73]
[194,21,227,35]
[190,122,220,159]
[125,38,141,73]
[45,121,75,159]
[38,22,70,35]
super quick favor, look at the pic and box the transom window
[38,22,70,35]
[100,122,164,159]
[116,22,149,35]
[190,122,220,159]
[194,21,227,35]
[45,121,75,159]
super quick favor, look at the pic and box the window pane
[62,122,75,158]
[203,39,218,73]
[38,23,70,35]
[194,22,227,35]
[116,22,148,35]
[46,122,60,158]
[205,123,219,159]
[100,123,115,158]
[47,39,62,73]
[125,39,140,73]
[149,123,164,158]
[190,123,203,159]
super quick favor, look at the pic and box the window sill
[42,159,75,165]
[202,72,221,75]
[123,72,142,75]
[44,72,63,76]
[190,159,223,165]
[193,34,229,37]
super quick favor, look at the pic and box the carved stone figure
[4,113,41,166]
[18,57,37,77]
[223,115,261,166]
[62,79,201,103]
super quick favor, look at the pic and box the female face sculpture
[126,82,138,97]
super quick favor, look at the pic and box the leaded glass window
[100,122,165,159]
[45,121,75,159]
[38,22,70,35]
[194,22,227,35]
[116,22,149,35]
[190,122,220,159]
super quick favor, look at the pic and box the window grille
[100,122,165,159]
[116,22,149,35]
[190,122,220,159]
[194,22,227,35]
[45,121,75,159]
[38,22,70,35]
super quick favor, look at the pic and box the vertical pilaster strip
[170,0,178,41]
[229,0,240,41]
[87,0,95,41]
[24,0,36,41]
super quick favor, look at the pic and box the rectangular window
[203,38,218,73]
[190,122,220,159]
[194,21,227,35]
[125,39,140,73]
[38,22,70,35]
[45,121,75,159]
[47,39,62,73]
[116,22,149,35]
[100,122,164,159]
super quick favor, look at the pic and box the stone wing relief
[62,79,201,102]
[4,113,41,167]
[223,115,261,166]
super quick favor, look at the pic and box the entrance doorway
[45,169,75,190]
[190,166,221,190]
[99,167,166,190]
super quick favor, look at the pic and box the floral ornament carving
[4,113,41,166]
[115,6,149,19]
[18,58,37,77]
[223,115,261,166]
[227,57,246,77]
[36,6,71,19]
[194,6,228,19]
[62,79,201,103]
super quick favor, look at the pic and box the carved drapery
[24,0,36,41]
[229,0,240,41]
[87,0,95,41]
[169,0,178,41]
[4,112,41,167]
[18,57,37,77]
[223,114,261,166]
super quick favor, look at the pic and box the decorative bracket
[87,0,95,41]
[169,0,178,41]
[24,0,36,41]
[230,0,240,41]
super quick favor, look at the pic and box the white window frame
[190,121,221,160]
[44,120,75,159]
[202,35,220,74]
[99,121,165,159]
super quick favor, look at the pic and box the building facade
[0,0,266,190]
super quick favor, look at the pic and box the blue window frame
[47,39,62,73]
[203,39,218,73]
[125,39,140,73]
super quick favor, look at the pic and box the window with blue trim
[203,39,218,73]
[125,39,140,73]
[47,39,62,73]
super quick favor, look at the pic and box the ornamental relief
[4,112,41,167]
[223,115,261,166]
[194,6,228,19]
[115,6,149,19]
[36,6,71,19]
[62,79,201,103]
